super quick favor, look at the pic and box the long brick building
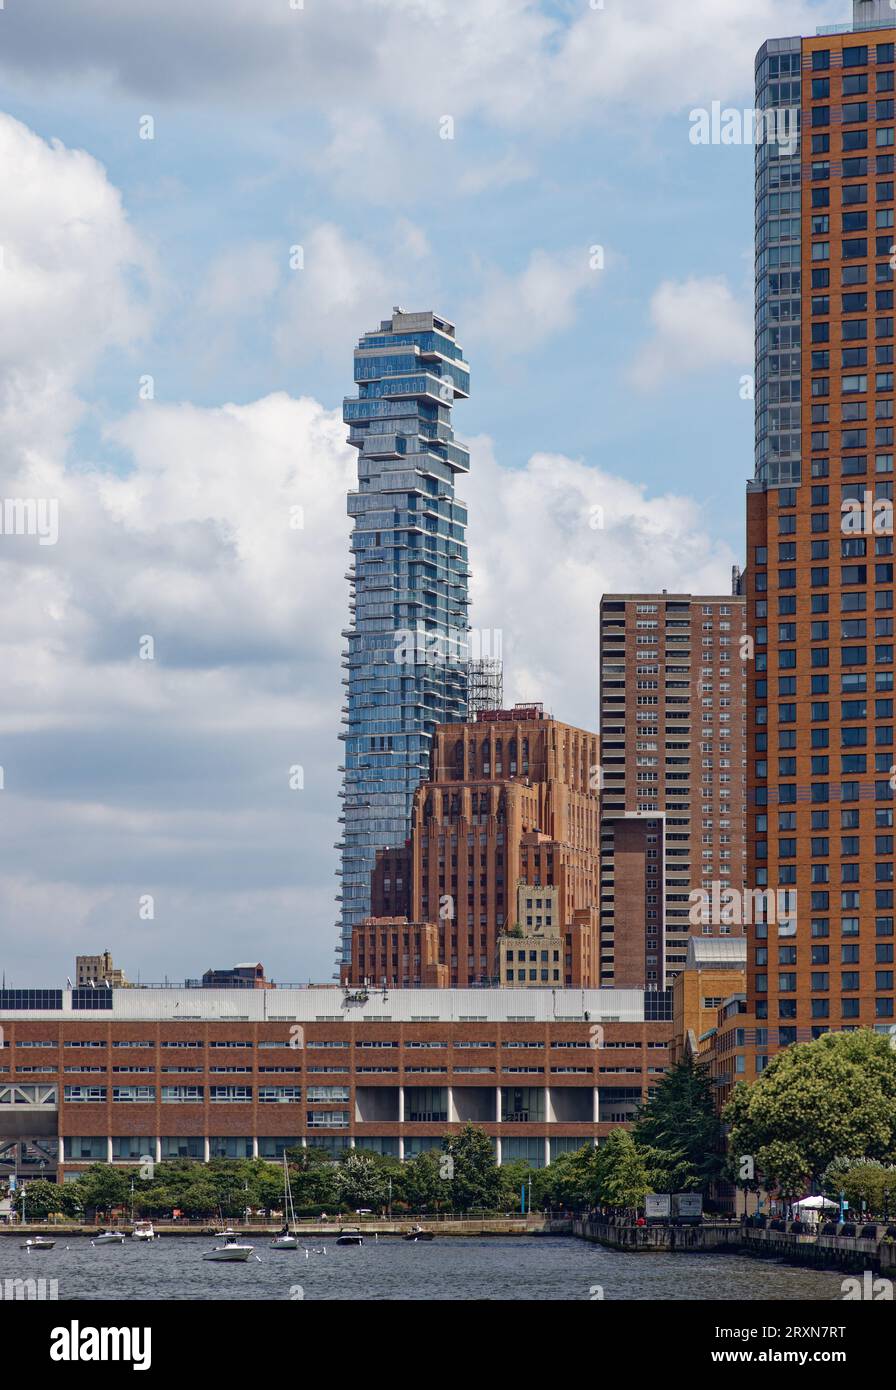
[0,986,671,1180]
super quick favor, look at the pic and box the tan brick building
[599,593,748,989]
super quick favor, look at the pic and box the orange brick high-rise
[746,0,896,1072]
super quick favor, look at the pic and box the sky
[0,0,847,985]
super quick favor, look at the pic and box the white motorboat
[21,1236,56,1251]
[92,1230,126,1245]
[271,1155,299,1250]
[132,1220,156,1241]
[202,1239,254,1262]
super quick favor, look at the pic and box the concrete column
[398,1084,406,1164]
[106,1136,113,1164]
[348,1135,356,1149]
[154,1137,161,1165]
[544,1086,551,1124]
[446,1085,454,1122]
[544,1136,550,1169]
[495,1086,502,1121]
[593,1087,600,1124]
[203,1136,210,1163]
[251,1136,259,1159]
[495,1135,502,1166]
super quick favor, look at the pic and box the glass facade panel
[755,40,803,485]
[338,309,471,960]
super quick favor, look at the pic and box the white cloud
[0,111,152,464]
[549,0,843,126]
[629,276,753,391]
[464,439,739,731]
[0,111,741,988]
[272,221,435,363]
[456,151,534,196]
[463,247,600,354]
[0,0,846,129]
[195,240,281,320]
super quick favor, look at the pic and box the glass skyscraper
[336,308,471,965]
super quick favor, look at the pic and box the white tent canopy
[794,1196,839,1210]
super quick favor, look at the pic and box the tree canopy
[634,1056,724,1193]
[724,1029,896,1196]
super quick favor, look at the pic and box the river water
[0,1235,850,1301]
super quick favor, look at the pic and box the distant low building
[75,952,129,988]
[498,884,564,988]
[198,963,271,990]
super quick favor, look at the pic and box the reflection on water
[0,1235,849,1301]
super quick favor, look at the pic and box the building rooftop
[685,937,748,970]
[0,986,661,1024]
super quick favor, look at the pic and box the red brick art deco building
[346,704,602,988]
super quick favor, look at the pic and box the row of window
[63,1086,305,1103]
[756,998,894,1019]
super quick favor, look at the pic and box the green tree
[76,1164,132,1218]
[251,1161,289,1214]
[497,1160,533,1212]
[442,1123,501,1211]
[823,1159,896,1217]
[724,1029,896,1197]
[334,1152,391,1210]
[16,1179,64,1220]
[288,1149,339,1213]
[175,1177,220,1220]
[396,1150,448,1213]
[634,1057,724,1192]
[593,1129,651,1212]
[535,1145,601,1210]
[58,1183,86,1220]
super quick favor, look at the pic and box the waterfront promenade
[575,1218,896,1275]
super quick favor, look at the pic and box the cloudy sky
[0,0,843,985]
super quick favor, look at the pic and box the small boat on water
[336,1226,363,1246]
[403,1225,434,1242]
[202,1239,254,1263]
[21,1236,56,1251]
[132,1220,156,1241]
[92,1230,126,1246]
[271,1156,299,1250]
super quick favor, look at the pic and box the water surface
[0,1235,849,1301]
